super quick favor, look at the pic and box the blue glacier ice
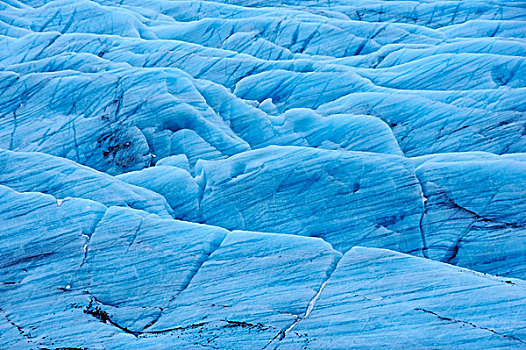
[0,0,525,349]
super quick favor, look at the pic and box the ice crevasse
[0,0,525,349]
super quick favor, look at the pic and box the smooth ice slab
[278,247,526,349]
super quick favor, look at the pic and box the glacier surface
[0,0,525,349]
